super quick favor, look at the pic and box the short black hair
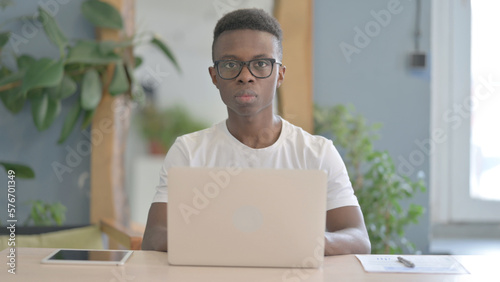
[212,8,283,62]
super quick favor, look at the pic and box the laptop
[167,167,327,268]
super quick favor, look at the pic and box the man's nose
[237,63,255,82]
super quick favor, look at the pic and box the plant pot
[148,140,168,156]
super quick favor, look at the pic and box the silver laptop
[167,167,327,268]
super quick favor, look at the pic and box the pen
[397,256,415,268]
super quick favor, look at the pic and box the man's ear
[208,66,219,88]
[276,65,286,88]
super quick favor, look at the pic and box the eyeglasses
[213,58,282,80]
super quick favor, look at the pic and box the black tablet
[41,249,133,266]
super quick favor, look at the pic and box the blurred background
[0,0,499,254]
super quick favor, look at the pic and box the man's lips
[234,90,257,103]
[234,89,257,97]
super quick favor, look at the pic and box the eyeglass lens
[217,59,276,79]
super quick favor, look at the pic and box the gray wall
[0,0,94,226]
[314,0,431,253]
[1,0,432,252]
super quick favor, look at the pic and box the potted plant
[0,0,180,240]
[314,104,426,254]
[137,104,209,155]
[0,162,68,232]
[0,0,180,143]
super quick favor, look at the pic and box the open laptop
[167,167,327,268]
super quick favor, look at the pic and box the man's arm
[141,202,168,251]
[324,206,371,255]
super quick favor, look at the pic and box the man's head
[208,9,286,119]
[212,8,283,62]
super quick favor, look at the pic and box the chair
[99,218,144,250]
[0,218,143,251]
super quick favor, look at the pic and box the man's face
[209,29,285,118]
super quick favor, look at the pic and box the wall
[127,0,274,224]
[314,0,431,253]
[129,0,433,253]
[0,0,433,252]
[133,0,274,124]
[0,0,94,225]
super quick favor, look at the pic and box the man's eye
[223,62,238,69]
[254,60,269,68]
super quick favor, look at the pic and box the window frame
[430,0,500,225]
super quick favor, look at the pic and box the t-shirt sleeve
[322,141,359,210]
[152,138,189,203]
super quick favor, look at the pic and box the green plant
[314,104,426,254]
[1,161,36,226]
[0,0,179,143]
[0,161,35,178]
[1,162,66,226]
[137,104,208,154]
[24,200,66,226]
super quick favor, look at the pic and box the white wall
[135,0,274,123]
[126,0,274,225]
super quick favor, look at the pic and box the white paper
[355,255,469,274]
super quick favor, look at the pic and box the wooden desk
[1,248,498,281]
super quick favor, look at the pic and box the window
[469,0,500,202]
[431,0,500,224]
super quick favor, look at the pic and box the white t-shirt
[152,117,359,210]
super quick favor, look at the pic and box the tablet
[41,249,133,266]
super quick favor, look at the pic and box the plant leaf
[0,31,10,49]
[0,87,25,114]
[27,88,44,100]
[21,58,64,96]
[151,35,181,73]
[0,68,25,113]
[30,93,49,131]
[0,162,35,178]
[0,71,24,88]
[125,63,145,103]
[81,109,95,129]
[66,40,121,65]
[80,68,102,110]
[48,202,66,226]
[58,101,81,144]
[98,39,133,55]
[47,75,77,100]
[134,56,143,68]
[109,62,128,95]
[81,0,123,29]
[0,0,14,10]
[29,90,62,131]
[37,7,68,55]
[31,200,47,226]
[42,97,61,130]
[16,54,36,71]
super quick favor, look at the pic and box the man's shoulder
[176,120,224,143]
[282,118,331,145]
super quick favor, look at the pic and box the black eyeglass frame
[213,58,282,80]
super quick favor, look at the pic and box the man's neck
[226,114,282,149]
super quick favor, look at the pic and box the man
[142,8,371,255]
